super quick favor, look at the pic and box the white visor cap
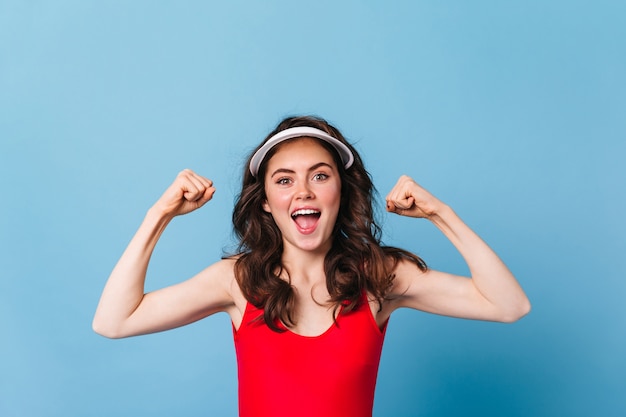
[249,126,354,177]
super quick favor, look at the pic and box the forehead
[265,137,339,168]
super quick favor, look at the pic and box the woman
[93,115,530,417]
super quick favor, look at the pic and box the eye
[312,173,329,181]
[276,177,292,185]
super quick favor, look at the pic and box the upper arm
[383,258,504,322]
[113,259,239,338]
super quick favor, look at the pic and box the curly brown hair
[232,115,426,332]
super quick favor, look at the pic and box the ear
[262,200,271,213]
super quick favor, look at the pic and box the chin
[287,236,332,254]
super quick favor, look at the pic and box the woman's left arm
[385,175,531,323]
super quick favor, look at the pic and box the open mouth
[291,209,321,232]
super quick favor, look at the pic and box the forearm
[92,207,172,337]
[429,205,531,321]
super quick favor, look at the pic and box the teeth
[292,209,320,217]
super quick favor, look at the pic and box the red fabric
[233,295,387,417]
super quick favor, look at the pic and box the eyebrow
[270,162,334,178]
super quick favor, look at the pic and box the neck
[281,246,328,288]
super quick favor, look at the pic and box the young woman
[93,115,530,417]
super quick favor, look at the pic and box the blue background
[1,1,624,416]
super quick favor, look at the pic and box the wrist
[428,203,454,225]
[146,205,175,226]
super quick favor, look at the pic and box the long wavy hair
[232,115,426,332]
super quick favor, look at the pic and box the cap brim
[249,126,354,176]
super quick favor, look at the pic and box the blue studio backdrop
[1,1,624,416]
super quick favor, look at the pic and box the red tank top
[233,294,388,417]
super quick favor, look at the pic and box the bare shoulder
[199,257,247,325]
[200,257,237,281]
[196,257,243,301]
[389,257,429,300]
[374,257,428,324]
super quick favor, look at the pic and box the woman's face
[262,138,342,256]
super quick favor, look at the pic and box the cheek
[264,190,292,213]
[324,183,342,205]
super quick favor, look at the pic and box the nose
[295,181,314,200]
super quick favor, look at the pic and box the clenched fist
[385,175,445,219]
[153,169,216,218]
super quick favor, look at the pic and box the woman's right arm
[92,169,235,339]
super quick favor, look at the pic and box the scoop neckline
[278,303,345,339]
